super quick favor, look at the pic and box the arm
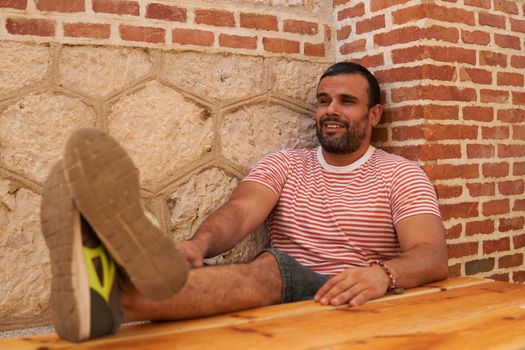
[177,181,279,266]
[315,213,448,306]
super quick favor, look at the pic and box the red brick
[448,263,461,278]
[514,200,525,212]
[304,43,325,57]
[375,26,422,46]
[483,237,510,254]
[466,219,494,235]
[435,184,463,199]
[392,85,476,103]
[494,0,519,14]
[498,109,525,123]
[423,164,479,180]
[511,55,525,69]
[35,0,84,12]
[93,0,139,15]
[441,202,479,221]
[384,144,461,162]
[339,39,366,55]
[489,273,510,282]
[498,72,523,87]
[195,9,234,27]
[513,271,525,283]
[283,19,318,35]
[482,126,509,140]
[413,46,477,65]
[514,162,525,176]
[461,29,490,45]
[240,13,277,31]
[337,25,352,40]
[479,51,508,67]
[263,37,300,54]
[499,217,524,232]
[448,242,478,259]
[513,92,525,105]
[382,105,459,123]
[482,199,510,216]
[218,34,256,50]
[467,182,495,197]
[0,0,26,9]
[393,3,474,26]
[460,68,492,85]
[466,258,495,275]
[423,25,459,43]
[499,253,523,269]
[514,234,525,248]
[446,224,462,239]
[63,22,110,39]
[392,124,477,141]
[172,29,213,46]
[482,162,509,177]
[467,144,495,159]
[119,25,164,43]
[337,3,365,21]
[350,54,384,68]
[480,12,507,29]
[510,18,525,33]
[495,34,521,50]
[464,0,490,8]
[146,3,186,22]
[6,17,55,36]
[514,125,525,141]
[375,65,455,84]
[333,0,350,6]
[463,106,493,121]
[499,144,525,158]
[370,0,410,11]
[480,89,509,103]
[499,180,524,195]
[356,15,385,34]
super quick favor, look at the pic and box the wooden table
[4,277,525,349]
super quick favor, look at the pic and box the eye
[341,98,354,105]
[317,98,330,105]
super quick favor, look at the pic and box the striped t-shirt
[243,146,441,276]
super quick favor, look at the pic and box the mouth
[320,119,348,133]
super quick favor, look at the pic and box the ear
[369,104,383,127]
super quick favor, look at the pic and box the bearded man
[41,62,448,342]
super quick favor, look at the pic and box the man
[41,62,448,342]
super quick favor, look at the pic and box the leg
[123,252,282,321]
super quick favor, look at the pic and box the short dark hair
[319,62,381,108]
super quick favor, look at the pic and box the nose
[326,100,340,116]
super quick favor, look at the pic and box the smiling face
[315,73,381,156]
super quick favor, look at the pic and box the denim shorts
[262,248,330,303]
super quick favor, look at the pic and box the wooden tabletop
[4,277,525,349]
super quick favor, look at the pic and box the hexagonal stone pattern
[0,41,49,97]
[220,103,317,168]
[59,46,152,99]
[271,59,329,104]
[162,52,264,103]
[0,178,50,322]
[0,93,96,183]
[107,81,213,190]
[168,167,268,264]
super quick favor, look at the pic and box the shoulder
[370,148,431,182]
[260,148,317,164]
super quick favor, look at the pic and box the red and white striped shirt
[243,146,441,276]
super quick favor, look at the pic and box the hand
[176,240,205,267]
[314,265,390,307]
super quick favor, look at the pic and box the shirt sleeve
[241,150,289,197]
[390,161,441,225]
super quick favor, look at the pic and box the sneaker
[41,161,124,342]
[62,128,189,300]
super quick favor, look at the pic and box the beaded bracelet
[371,260,404,294]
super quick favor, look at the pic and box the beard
[316,113,369,154]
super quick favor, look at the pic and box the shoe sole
[41,161,90,342]
[63,128,189,300]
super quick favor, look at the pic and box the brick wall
[335,0,525,282]
[0,0,334,59]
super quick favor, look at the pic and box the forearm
[384,242,448,289]
[189,201,253,258]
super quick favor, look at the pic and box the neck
[321,141,371,166]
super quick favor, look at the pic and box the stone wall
[0,0,332,331]
[335,0,525,282]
